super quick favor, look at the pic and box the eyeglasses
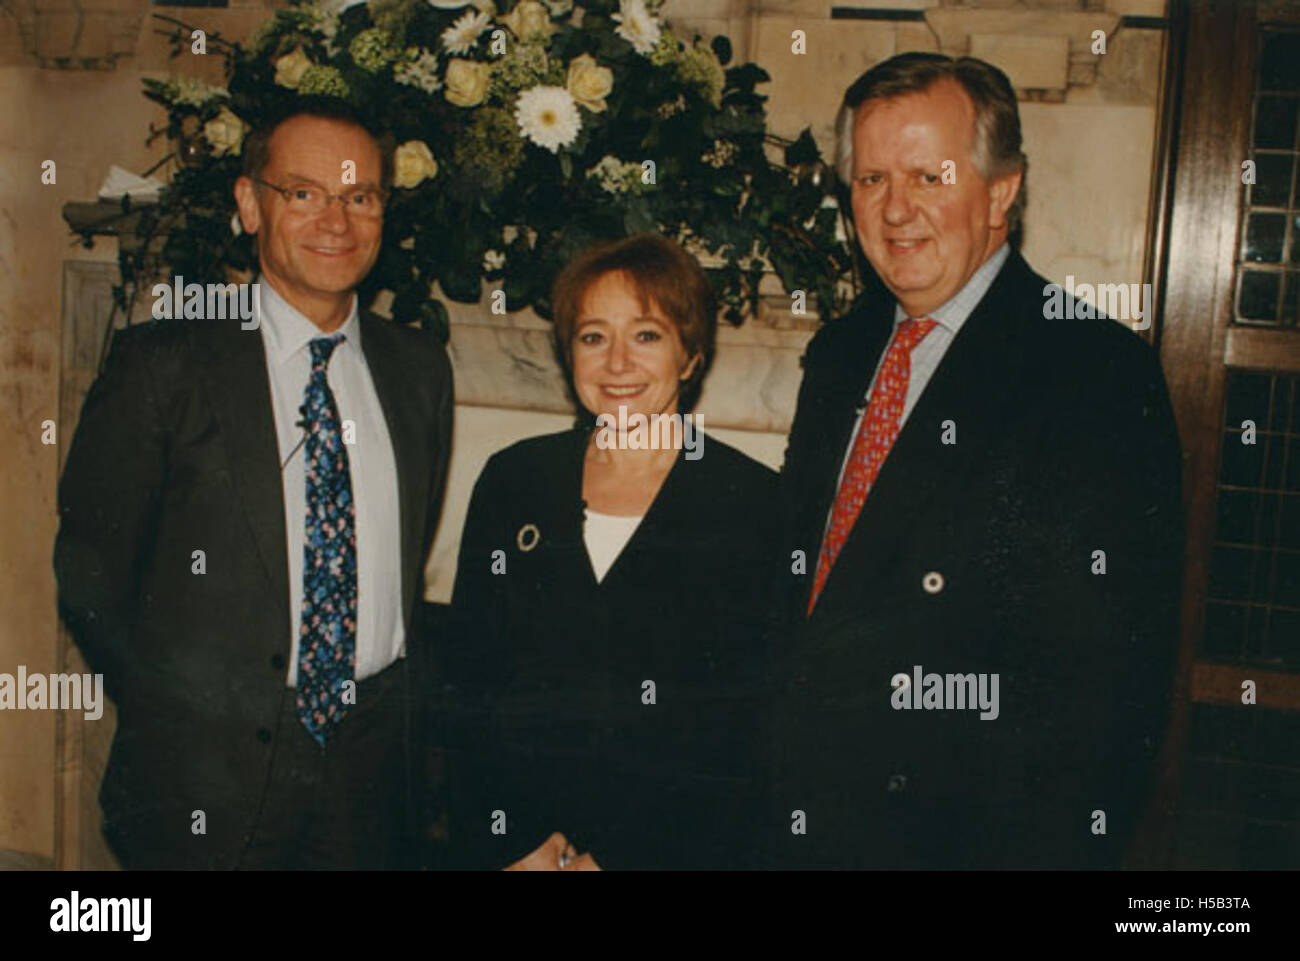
[253,178,387,218]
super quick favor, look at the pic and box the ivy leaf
[724,64,769,94]
[784,129,821,168]
[622,199,656,235]
[420,298,449,339]
[711,35,732,67]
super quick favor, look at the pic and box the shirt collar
[893,242,1010,333]
[257,278,360,367]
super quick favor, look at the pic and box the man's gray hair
[834,52,1028,243]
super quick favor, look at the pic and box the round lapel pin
[517,523,541,552]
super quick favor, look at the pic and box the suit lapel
[814,252,1034,615]
[197,319,290,633]
[359,314,422,623]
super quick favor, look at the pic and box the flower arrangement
[134,0,852,337]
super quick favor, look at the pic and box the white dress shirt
[828,243,1011,507]
[256,281,405,686]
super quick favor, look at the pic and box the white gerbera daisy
[514,85,581,153]
[441,9,492,54]
[612,0,661,56]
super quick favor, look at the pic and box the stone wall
[0,0,1168,863]
[0,0,280,866]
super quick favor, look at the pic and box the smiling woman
[440,233,780,871]
[552,233,716,418]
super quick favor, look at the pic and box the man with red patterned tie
[767,53,1184,869]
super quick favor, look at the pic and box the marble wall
[0,0,1168,863]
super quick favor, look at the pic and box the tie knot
[895,316,937,352]
[309,334,345,369]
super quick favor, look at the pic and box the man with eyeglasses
[55,98,454,869]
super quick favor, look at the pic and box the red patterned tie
[807,317,937,616]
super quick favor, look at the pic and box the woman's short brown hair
[551,233,717,414]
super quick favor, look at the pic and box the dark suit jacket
[442,427,778,870]
[767,249,1184,869]
[54,308,453,869]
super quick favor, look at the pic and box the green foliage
[133,0,853,336]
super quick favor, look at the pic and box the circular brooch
[516,523,541,552]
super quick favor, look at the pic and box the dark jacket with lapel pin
[443,427,778,870]
[767,249,1184,869]
[54,309,453,869]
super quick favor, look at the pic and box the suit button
[256,728,272,744]
[887,774,907,792]
[270,653,286,670]
[922,571,944,594]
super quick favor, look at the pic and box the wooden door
[1152,0,1300,869]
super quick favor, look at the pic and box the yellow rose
[393,140,439,189]
[204,106,246,157]
[444,58,491,107]
[274,47,313,90]
[501,0,555,42]
[566,53,613,112]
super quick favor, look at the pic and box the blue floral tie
[296,335,357,746]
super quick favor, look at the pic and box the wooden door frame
[1143,0,1300,867]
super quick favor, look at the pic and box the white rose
[566,53,613,112]
[501,0,556,41]
[393,140,439,188]
[444,58,491,106]
[204,106,246,157]
[274,47,314,89]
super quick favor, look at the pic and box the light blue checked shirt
[829,243,1011,498]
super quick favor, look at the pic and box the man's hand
[504,832,572,871]
[561,853,601,871]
